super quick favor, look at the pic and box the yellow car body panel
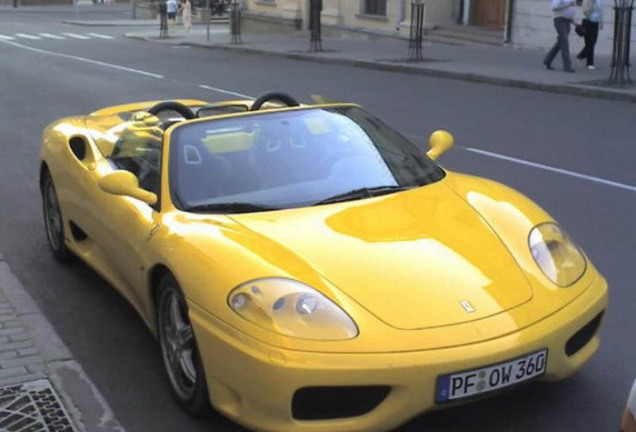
[39,99,608,432]
[191,274,606,432]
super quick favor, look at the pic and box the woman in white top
[181,0,192,33]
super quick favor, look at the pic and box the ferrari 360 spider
[39,92,608,432]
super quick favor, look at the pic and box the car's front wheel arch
[149,264,171,332]
[39,162,50,192]
[40,165,71,262]
[156,272,210,417]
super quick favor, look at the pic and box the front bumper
[190,276,607,432]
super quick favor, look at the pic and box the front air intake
[292,385,390,420]
[565,312,604,356]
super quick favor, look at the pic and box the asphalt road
[0,6,635,432]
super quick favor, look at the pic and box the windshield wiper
[314,185,412,206]
[184,202,280,214]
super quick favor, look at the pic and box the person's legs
[578,19,592,61]
[544,19,562,68]
[587,21,599,66]
[555,18,573,71]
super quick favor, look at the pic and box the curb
[127,34,636,104]
[62,20,158,27]
[196,44,636,104]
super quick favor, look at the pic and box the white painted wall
[424,0,454,24]
[513,0,636,57]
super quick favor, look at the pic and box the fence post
[159,1,169,38]
[608,0,634,84]
[230,0,242,44]
[408,0,425,61]
[309,0,323,52]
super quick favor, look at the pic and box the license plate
[435,349,548,403]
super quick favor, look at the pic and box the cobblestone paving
[0,293,47,388]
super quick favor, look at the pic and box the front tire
[41,170,71,262]
[156,273,209,416]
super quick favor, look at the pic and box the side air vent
[69,137,87,161]
[69,222,88,242]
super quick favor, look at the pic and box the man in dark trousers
[543,0,577,72]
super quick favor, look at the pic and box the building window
[364,0,386,16]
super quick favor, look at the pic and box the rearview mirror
[98,170,158,206]
[426,130,454,160]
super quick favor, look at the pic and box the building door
[472,0,507,29]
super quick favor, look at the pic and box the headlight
[228,278,358,340]
[529,222,586,287]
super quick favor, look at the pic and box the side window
[110,112,163,195]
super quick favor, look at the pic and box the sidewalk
[114,22,636,103]
[0,253,124,432]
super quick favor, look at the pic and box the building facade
[243,0,635,56]
[243,0,461,36]
[242,1,513,34]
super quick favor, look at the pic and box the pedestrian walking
[166,0,178,29]
[577,0,603,69]
[181,0,192,32]
[543,0,577,72]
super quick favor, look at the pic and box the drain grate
[0,379,76,432]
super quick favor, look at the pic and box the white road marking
[15,33,41,40]
[0,39,164,79]
[39,33,66,40]
[86,33,114,40]
[197,84,253,99]
[62,32,90,40]
[463,147,636,193]
[0,34,16,41]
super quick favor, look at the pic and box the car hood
[230,182,533,330]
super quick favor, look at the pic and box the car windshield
[169,106,445,213]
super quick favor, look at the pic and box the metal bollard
[309,0,323,52]
[159,1,169,39]
[230,0,242,44]
[608,0,634,85]
[408,0,425,61]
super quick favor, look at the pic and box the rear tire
[41,170,71,262]
[156,273,210,416]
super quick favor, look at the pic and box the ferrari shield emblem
[460,301,475,313]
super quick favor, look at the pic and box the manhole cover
[0,379,76,432]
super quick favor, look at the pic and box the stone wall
[243,0,457,35]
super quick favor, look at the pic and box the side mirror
[426,130,454,160]
[98,170,158,205]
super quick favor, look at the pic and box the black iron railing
[159,2,169,38]
[608,0,634,84]
[230,0,241,44]
[408,0,425,61]
[309,0,323,52]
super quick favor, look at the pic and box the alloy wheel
[159,286,197,401]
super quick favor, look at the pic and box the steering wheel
[147,101,196,120]
[250,92,300,111]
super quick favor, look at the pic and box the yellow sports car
[39,92,608,432]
